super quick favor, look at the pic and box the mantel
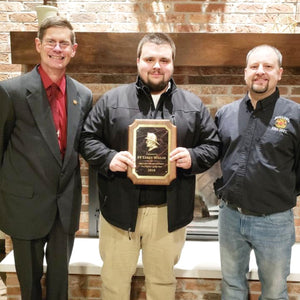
[10,32,300,67]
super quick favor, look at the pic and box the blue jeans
[219,201,295,300]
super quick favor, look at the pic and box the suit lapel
[26,67,62,166]
[63,77,81,168]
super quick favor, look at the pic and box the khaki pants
[99,205,186,300]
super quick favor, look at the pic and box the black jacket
[80,78,220,232]
[215,89,300,214]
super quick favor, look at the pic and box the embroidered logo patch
[274,117,288,129]
[271,116,290,133]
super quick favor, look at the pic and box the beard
[251,82,269,94]
[140,73,170,93]
[146,80,169,92]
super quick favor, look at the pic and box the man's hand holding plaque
[169,147,192,170]
[109,151,135,172]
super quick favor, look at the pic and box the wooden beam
[10,32,300,67]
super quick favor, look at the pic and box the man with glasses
[0,16,92,300]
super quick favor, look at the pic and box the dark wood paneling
[10,32,300,67]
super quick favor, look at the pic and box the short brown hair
[246,44,282,67]
[37,16,76,45]
[137,33,176,61]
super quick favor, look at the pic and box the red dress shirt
[39,65,67,158]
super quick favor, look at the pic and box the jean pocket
[266,209,294,226]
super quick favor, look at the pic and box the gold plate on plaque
[127,119,177,185]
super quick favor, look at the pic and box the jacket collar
[245,87,280,112]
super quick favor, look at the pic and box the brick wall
[5,273,300,299]
[1,0,300,80]
[1,1,300,298]
[2,0,300,244]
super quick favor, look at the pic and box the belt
[225,202,268,217]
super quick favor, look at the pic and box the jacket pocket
[0,177,34,198]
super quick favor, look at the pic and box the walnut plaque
[127,119,177,185]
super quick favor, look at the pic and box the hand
[109,151,135,172]
[170,147,191,169]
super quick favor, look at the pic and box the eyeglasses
[42,39,71,49]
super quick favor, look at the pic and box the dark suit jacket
[0,66,93,239]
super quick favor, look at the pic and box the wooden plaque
[127,119,177,185]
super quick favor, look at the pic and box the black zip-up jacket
[215,89,300,214]
[80,78,220,232]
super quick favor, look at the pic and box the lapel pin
[73,100,78,105]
